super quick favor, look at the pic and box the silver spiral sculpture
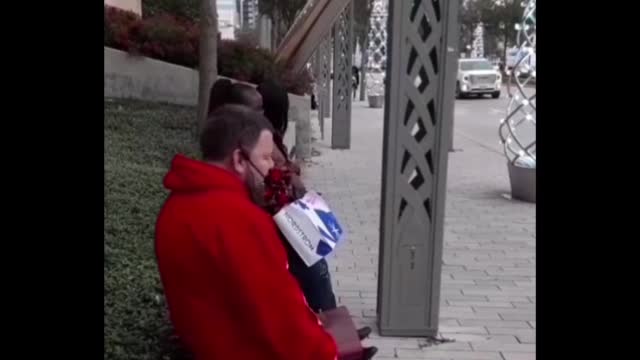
[499,0,536,168]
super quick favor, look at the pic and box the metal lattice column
[318,37,332,139]
[377,0,460,336]
[331,1,354,149]
[312,51,323,138]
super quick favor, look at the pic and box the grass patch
[105,98,198,360]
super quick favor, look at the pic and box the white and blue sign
[274,191,345,266]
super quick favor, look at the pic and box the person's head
[208,78,233,115]
[229,83,263,111]
[256,80,289,136]
[200,105,275,204]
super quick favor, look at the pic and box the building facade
[241,0,260,31]
[217,0,241,39]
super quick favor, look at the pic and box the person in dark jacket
[352,66,360,100]
[256,80,338,311]
[256,80,374,348]
[207,80,344,314]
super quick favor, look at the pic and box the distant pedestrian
[352,66,360,100]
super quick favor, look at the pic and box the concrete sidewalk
[301,101,536,360]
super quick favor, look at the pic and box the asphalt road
[453,86,536,156]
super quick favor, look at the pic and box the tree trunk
[197,0,219,137]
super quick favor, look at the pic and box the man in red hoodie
[155,105,338,360]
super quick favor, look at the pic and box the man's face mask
[239,148,270,206]
[235,130,275,205]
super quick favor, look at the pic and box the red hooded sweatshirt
[155,155,338,360]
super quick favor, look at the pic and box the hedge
[142,0,199,22]
[105,99,198,360]
[104,5,313,95]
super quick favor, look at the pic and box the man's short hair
[200,105,274,162]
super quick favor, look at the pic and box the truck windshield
[460,61,494,71]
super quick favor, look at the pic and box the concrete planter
[104,47,198,106]
[104,46,311,159]
[507,162,536,203]
[368,95,384,108]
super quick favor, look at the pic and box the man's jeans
[285,243,337,313]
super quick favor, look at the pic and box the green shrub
[142,0,200,22]
[105,99,198,360]
[105,6,199,68]
[105,6,142,51]
[104,5,313,95]
[131,14,200,68]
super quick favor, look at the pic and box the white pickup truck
[456,58,502,99]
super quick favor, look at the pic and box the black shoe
[357,326,372,340]
[362,346,378,359]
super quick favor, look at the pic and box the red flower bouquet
[263,167,295,214]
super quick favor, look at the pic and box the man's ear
[231,149,247,176]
